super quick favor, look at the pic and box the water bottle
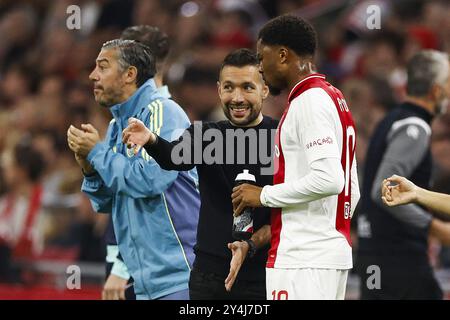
[232,169,256,240]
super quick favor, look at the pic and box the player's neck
[154,73,163,88]
[404,95,435,115]
[287,61,315,93]
[121,84,138,103]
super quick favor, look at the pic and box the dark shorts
[357,255,443,300]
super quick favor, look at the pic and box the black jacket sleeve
[144,123,199,171]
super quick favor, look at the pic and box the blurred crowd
[0,0,449,288]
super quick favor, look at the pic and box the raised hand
[382,174,418,207]
[122,117,155,155]
[67,124,100,157]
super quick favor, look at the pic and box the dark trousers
[105,262,136,300]
[189,267,266,300]
[357,255,443,300]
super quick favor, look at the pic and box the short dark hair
[120,25,170,63]
[258,15,317,57]
[102,39,156,87]
[220,48,259,73]
[406,50,449,97]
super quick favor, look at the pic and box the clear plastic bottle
[232,169,256,240]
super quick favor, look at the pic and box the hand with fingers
[231,184,263,216]
[381,174,418,207]
[102,274,128,300]
[67,124,99,174]
[67,124,101,157]
[122,117,155,155]
[224,240,249,292]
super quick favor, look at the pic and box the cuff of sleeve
[83,172,100,181]
[144,135,159,153]
[82,171,104,190]
[111,259,131,280]
[86,142,106,163]
[260,186,270,207]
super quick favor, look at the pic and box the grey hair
[101,39,156,87]
[407,50,449,97]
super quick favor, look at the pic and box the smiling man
[66,39,200,300]
[122,48,278,300]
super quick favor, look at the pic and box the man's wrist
[415,186,426,205]
[244,239,256,258]
[260,186,269,207]
[144,133,158,150]
[82,167,96,177]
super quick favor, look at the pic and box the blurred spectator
[0,140,46,282]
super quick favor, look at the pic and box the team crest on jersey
[126,146,135,158]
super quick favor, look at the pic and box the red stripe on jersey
[288,74,326,102]
[266,106,288,268]
[309,80,355,245]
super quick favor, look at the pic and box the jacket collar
[288,73,326,102]
[110,78,158,121]
[401,101,434,124]
[158,85,171,99]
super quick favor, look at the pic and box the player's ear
[261,83,269,100]
[125,66,138,85]
[279,47,288,64]
[217,81,223,98]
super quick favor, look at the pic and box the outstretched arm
[123,117,197,171]
[382,175,450,215]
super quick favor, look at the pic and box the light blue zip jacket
[81,79,200,299]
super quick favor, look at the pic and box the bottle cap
[235,169,256,182]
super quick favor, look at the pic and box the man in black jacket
[123,49,277,299]
[357,50,450,299]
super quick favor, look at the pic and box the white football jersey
[261,74,359,270]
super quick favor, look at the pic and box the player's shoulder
[388,115,431,141]
[293,87,333,104]
[156,97,190,123]
[291,87,336,117]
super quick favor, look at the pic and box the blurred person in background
[67,39,200,300]
[0,140,46,283]
[357,50,450,299]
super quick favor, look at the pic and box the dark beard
[224,103,258,126]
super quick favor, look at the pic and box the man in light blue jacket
[67,39,200,300]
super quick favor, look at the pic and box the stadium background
[0,0,449,299]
